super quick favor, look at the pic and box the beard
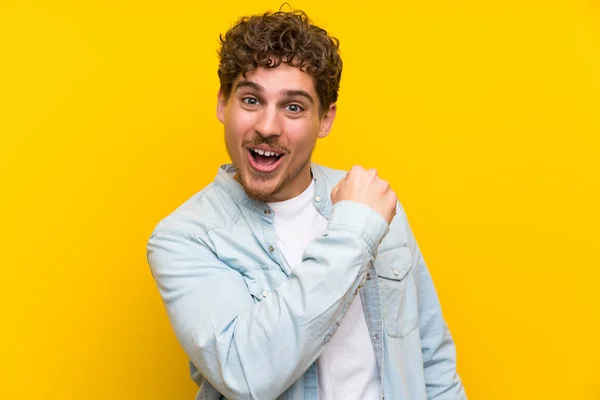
[226,134,314,202]
[240,155,311,202]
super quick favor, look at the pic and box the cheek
[286,119,320,148]
[225,108,256,137]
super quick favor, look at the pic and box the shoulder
[312,163,347,186]
[148,181,239,241]
[315,163,413,246]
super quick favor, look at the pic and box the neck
[266,161,313,202]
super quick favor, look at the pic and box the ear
[317,103,337,139]
[216,88,227,124]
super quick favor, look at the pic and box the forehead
[234,63,317,96]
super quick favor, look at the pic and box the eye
[285,104,303,113]
[242,97,260,106]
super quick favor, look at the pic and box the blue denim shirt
[147,163,467,400]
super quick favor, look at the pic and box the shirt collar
[214,163,333,218]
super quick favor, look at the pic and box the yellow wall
[1,1,599,398]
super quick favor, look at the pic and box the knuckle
[349,165,362,174]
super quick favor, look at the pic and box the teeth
[251,148,280,157]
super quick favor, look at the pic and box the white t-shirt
[267,180,380,400]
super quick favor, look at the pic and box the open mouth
[247,148,284,173]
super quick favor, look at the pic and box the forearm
[204,230,373,398]
[148,201,388,399]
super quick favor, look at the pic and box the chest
[271,206,328,270]
[207,213,418,336]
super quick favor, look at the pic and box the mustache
[244,136,289,153]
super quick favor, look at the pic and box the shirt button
[366,272,372,281]
[324,334,332,343]
[393,269,399,276]
[264,209,271,215]
[314,195,321,203]
[374,334,379,341]
[268,245,275,252]
[262,290,269,298]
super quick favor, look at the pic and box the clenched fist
[330,166,398,224]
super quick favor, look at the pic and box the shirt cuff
[327,200,390,254]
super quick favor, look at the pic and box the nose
[254,107,282,138]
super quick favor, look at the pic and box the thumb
[330,177,344,202]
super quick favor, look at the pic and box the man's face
[217,63,336,202]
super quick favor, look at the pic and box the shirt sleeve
[147,201,388,400]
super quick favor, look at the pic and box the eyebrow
[234,80,315,105]
[234,80,263,92]
[281,89,314,105]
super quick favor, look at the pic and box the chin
[241,173,282,201]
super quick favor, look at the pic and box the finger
[334,175,346,189]
[331,184,338,197]
[349,165,363,177]
[330,181,341,199]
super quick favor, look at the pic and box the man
[147,9,466,400]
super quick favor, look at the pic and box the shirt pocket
[375,244,419,338]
